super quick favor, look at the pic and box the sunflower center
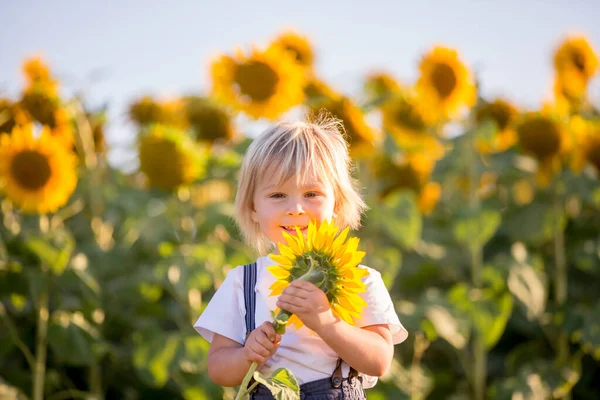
[396,164,423,191]
[234,61,279,102]
[570,50,586,74]
[140,136,190,190]
[21,91,58,127]
[10,150,52,190]
[587,136,600,171]
[186,99,232,142]
[392,99,427,131]
[431,63,457,99]
[285,45,304,64]
[517,118,562,159]
[477,103,513,131]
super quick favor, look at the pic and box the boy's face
[251,172,336,249]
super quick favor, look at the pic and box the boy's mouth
[281,225,308,233]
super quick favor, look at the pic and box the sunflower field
[1,31,600,400]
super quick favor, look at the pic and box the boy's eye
[305,192,320,198]
[269,193,285,199]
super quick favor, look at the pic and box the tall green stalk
[467,132,486,400]
[33,264,49,400]
[554,195,570,400]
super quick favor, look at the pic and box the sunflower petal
[267,266,291,280]
[269,254,293,267]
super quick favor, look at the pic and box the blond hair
[234,115,367,254]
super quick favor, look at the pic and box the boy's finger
[261,321,277,341]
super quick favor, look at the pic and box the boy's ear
[251,209,258,223]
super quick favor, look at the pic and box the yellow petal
[337,295,362,314]
[307,221,317,250]
[269,280,290,292]
[280,244,296,261]
[332,303,354,325]
[282,230,302,254]
[267,266,291,280]
[289,314,304,330]
[269,254,293,267]
[341,251,366,269]
[294,226,305,252]
[332,227,349,253]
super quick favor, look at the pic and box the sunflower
[304,77,339,105]
[159,98,187,128]
[474,98,519,153]
[267,30,315,70]
[515,112,570,186]
[22,56,58,95]
[416,46,477,121]
[267,219,369,331]
[381,92,445,158]
[371,152,440,214]
[128,96,162,126]
[138,125,207,191]
[184,96,235,143]
[569,116,600,174]
[364,71,402,103]
[553,68,588,108]
[210,46,305,120]
[0,98,30,135]
[309,96,379,158]
[20,87,60,127]
[553,36,599,81]
[22,57,53,85]
[0,125,78,214]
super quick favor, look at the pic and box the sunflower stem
[466,128,486,400]
[235,361,258,400]
[69,99,103,218]
[553,193,570,400]
[33,264,49,400]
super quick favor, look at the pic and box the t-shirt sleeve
[193,266,246,345]
[356,267,408,345]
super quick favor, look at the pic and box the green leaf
[132,333,185,387]
[570,302,600,360]
[47,319,95,366]
[26,233,74,275]
[502,202,566,244]
[448,268,513,349]
[453,209,501,251]
[252,368,300,400]
[380,191,422,249]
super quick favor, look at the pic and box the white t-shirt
[194,256,408,388]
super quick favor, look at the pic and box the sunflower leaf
[252,368,300,400]
[26,233,74,276]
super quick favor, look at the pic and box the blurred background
[1,1,600,399]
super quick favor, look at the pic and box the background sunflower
[210,46,305,120]
[416,46,477,122]
[0,125,78,214]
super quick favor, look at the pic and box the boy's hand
[277,280,337,332]
[244,321,281,365]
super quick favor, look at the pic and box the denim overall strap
[331,358,361,388]
[243,262,258,341]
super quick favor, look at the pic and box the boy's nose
[286,202,305,216]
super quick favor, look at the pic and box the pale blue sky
[1,0,599,168]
